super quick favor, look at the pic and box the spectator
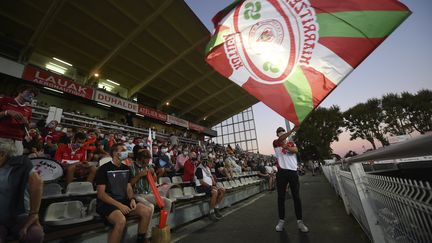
[0,140,44,242]
[183,152,197,184]
[27,141,45,159]
[225,151,242,174]
[257,161,275,190]
[95,143,153,243]
[0,84,38,156]
[154,144,175,177]
[54,132,97,184]
[124,137,135,154]
[214,155,233,180]
[195,154,225,221]
[59,127,76,144]
[169,133,178,146]
[130,149,172,239]
[175,147,189,173]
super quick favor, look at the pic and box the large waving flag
[205,0,411,127]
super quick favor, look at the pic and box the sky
[185,0,432,156]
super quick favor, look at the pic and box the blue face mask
[119,151,129,160]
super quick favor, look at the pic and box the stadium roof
[0,0,258,127]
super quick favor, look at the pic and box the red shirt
[45,131,64,143]
[0,97,32,140]
[54,144,87,165]
[182,159,196,182]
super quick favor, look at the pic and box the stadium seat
[183,187,206,197]
[99,156,112,166]
[240,178,248,185]
[42,183,64,199]
[159,177,172,185]
[66,182,96,196]
[217,182,225,189]
[222,181,232,190]
[171,176,183,184]
[228,180,238,188]
[168,187,194,201]
[87,199,98,217]
[44,201,94,225]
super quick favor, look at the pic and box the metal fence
[322,135,432,243]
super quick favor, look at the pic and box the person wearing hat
[273,127,309,233]
[195,153,225,221]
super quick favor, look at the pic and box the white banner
[167,115,189,128]
[94,90,138,113]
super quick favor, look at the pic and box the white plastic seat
[158,177,172,185]
[44,201,93,225]
[222,181,232,189]
[66,182,96,196]
[43,183,64,199]
[88,199,98,216]
[240,178,248,185]
[171,176,183,184]
[183,187,206,197]
[99,156,112,166]
[229,180,238,188]
[235,179,243,187]
[168,187,193,201]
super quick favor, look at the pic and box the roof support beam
[86,0,173,82]
[158,70,215,108]
[19,0,66,62]
[179,83,235,116]
[128,36,208,97]
[197,94,249,122]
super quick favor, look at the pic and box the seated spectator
[123,137,135,154]
[195,154,225,221]
[27,141,45,159]
[225,151,242,174]
[214,155,233,180]
[154,145,175,177]
[58,127,76,145]
[130,149,172,239]
[175,147,189,173]
[54,132,97,184]
[96,143,153,243]
[183,152,197,184]
[0,140,44,242]
[257,162,275,190]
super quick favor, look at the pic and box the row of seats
[217,176,261,190]
[158,171,260,185]
[44,199,97,226]
[43,182,96,199]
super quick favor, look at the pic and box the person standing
[273,127,309,233]
[0,85,38,156]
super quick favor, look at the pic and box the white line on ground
[171,192,269,243]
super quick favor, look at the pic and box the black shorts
[96,199,130,219]
[196,186,212,197]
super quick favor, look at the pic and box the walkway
[172,173,370,243]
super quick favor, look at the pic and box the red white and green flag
[205,0,411,127]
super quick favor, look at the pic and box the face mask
[139,143,144,147]
[128,140,133,143]
[161,148,168,153]
[99,134,105,138]
[119,151,129,160]
[277,131,285,137]
[183,151,188,156]
[22,91,34,103]
[55,127,62,132]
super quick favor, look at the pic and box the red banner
[22,65,94,99]
[189,122,205,133]
[138,105,167,122]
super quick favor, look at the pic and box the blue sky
[186,0,432,156]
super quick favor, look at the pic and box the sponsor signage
[167,115,189,128]
[138,105,167,122]
[94,90,138,112]
[22,65,94,99]
[189,122,205,133]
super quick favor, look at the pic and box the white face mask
[277,132,285,137]
[183,151,188,156]
[139,143,144,147]
[55,127,62,132]
[161,148,168,153]
[119,151,129,160]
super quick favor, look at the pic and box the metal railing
[322,134,432,243]
[30,105,199,145]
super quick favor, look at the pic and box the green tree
[344,98,389,150]
[382,93,413,135]
[294,106,344,161]
[402,89,432,134]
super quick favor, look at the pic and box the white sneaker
[275,219,285,232]
[297,220,309,232]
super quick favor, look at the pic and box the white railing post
[350,163,386,243]
[334,165,351,215]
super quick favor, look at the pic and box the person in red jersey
[54,132,97,184]
[0,85,38,156]
[273,127,309,233]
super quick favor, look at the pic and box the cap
[276,127,286,135]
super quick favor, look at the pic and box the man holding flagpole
[273,127,308,232]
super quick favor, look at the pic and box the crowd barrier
[322,135,432,243]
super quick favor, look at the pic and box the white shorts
[0,137,23,156]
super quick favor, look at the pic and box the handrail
[328,134,432,165]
